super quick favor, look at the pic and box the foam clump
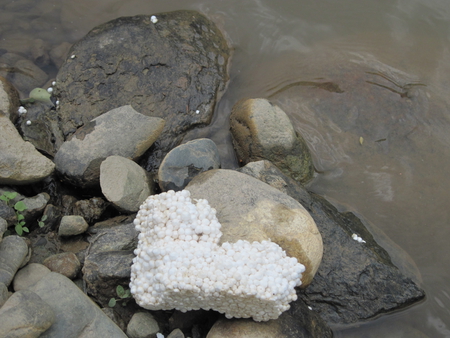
[130,190,305,321]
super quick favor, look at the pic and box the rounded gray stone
[58,215,89,236]
[13,263,51,291]
[0,235,29,286]
[54,105,165,187]
[127,312,160,338]
[0,114,55,185]
[29,272,127,337]
[0,289,55,338]
[100,156,152,212]
[158,138,221,191]
[230,98,313,183]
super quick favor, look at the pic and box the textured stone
[0,217,7,240]
[186,169,322,287]
[100,155,153,212]
[83,250,134,305]
[58,215,89,236]
[230,98,313,183]
[168,329,185,338]
[0,114,55,185]
[0,76,21,123]
[0,282,8,307]
[158,138,221,192]
[54,105,165,187]
[43,252,81,279]
[0,235,29,286]
[0,289,55,338]
[126,312,160,338]
[29,272,127,337]
[55,11,230,173]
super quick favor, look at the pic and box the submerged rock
[55,10,230,172]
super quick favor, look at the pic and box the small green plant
[108,285,132,307]
[0,192,28,236]
[38,214,48,228]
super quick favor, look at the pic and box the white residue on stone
[195,110,200,114]
[156,333,164,338]
[352,233,366,243]
[26,120,31,126]
[52,81,56,86]
[18,106,27,115]
[308,306,312,310]
[70,54,76,59]
[47,87,53,93]
[151,15,158,24]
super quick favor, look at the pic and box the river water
[1,0,450,337]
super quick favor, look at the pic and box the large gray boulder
[29,272,127,337]
[238,160,425,325]
[185,169,323,287]
[54,105,164,187]
[0,114,55,185]
[55,11,230,172]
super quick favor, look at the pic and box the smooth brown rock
[43,252,80,279]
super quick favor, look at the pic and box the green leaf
[38,222,45,228]
[108,298,117,307]
[19,221,26,226]
[29,88,52,104]
[15,224,23,236]
[123,289,131,298]
[22,227,29,233]
[17,214,25,221]
[116,285,125,298]
[40,215,48,222]
[4,192,17,200]
[14,201,27,212]
[0,195,8,202]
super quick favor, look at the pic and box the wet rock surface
[55,11,230,172]
[239,160,425,325]
[230,98,313,183]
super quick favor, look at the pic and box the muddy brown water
[2,0,450,336]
